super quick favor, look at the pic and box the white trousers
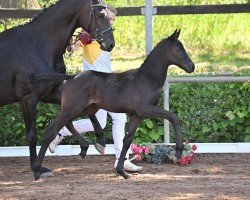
[59,109,128,159]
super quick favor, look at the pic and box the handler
[49,5,142,172]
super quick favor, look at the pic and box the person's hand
[66,44,73,53]
[78,31,92,45]
[66,38,74,53]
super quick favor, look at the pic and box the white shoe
[114,159,143,172]
[49,134,64,153]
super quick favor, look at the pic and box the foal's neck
[138,40,170,88]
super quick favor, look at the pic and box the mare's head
[166,29,195,73]
[79,0,115,52]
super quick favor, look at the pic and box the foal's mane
[139,38,169,68]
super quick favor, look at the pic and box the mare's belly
[0,91,17,105]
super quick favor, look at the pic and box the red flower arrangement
[130,144,150,161]
[178,143,197,165]
[130,142,197,166]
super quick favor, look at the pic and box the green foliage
[134,81,250,144]
[0,104,26,146]
[0,103,60,146]
[225,82,250,142]
[169,82,250,143]
[0,0,40,9]
[134,119,165,144]
[0,103,114,146]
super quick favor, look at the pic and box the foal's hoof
[40,167,54,178]
[33,166,52,180]
[40,166,51,173]
[94,143,105,155]
[34,171,41,181]
[78,152,87,159]
[172,156,179,164]
[117,169,131,180]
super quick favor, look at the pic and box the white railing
[1,143,250,157]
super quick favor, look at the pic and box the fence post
[143,0,157,55]
[163,80,170,143]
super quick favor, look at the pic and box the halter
[87,0,113,43]
[65,0,113,57]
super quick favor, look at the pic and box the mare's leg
[33,110,76,180]
[41,88,61,104]
[89,115,106,155]
[116,114,142,179]
[65,122,89,158]
[21,94,51,176]
[137,105,183,158]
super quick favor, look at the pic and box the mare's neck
[138,40,170,88]
[22,1,86,62]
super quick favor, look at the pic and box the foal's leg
[65,122,89,158]
[89,115,106,155]
[42,89,91,157]
[21,94,51,176]
[116,114,142,179]
[33,111,75,180]
[137,105,183,158]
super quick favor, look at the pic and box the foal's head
[166,29,195,73]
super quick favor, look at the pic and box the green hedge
[0,82,249,146]
[134,81,250,144]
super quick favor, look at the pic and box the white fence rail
[0,143,250,157]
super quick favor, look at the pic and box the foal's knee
[169,113,181,126]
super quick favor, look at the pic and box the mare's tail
[31,73,76,82]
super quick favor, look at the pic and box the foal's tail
[30,73,76,82]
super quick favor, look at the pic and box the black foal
[33,29,195,180]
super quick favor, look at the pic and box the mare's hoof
[79,145,89,159]
[94,143,105,155]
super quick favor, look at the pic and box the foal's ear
[169,29,181,40]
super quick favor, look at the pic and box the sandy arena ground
[0,154,249,200]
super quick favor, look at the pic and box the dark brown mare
[33,29,195,180]
[0,0,114,177]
